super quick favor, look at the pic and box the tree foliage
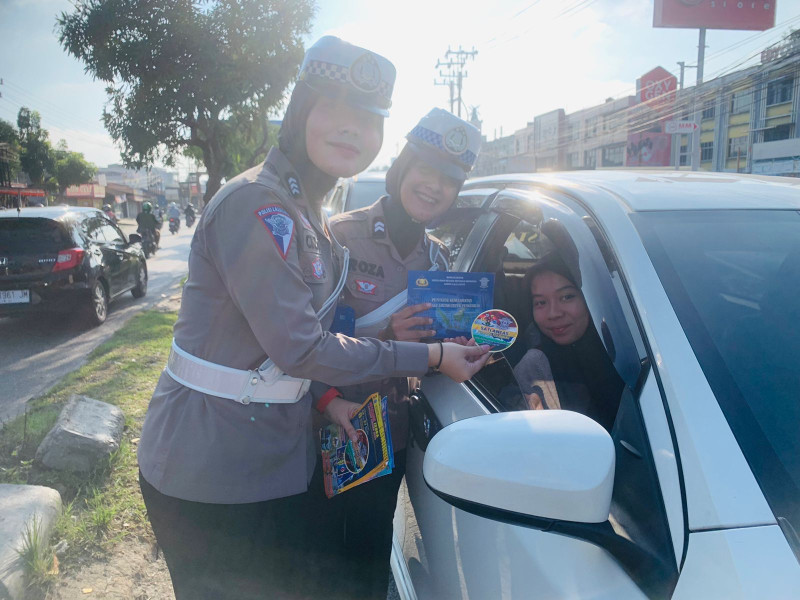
[183,110,279,181]
[54,140,97,195]
[17,108,54,187]
[57,0,314,202]
[0,118,22,186]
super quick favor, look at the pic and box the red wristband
[315,387,342,413]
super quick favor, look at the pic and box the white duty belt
[165,215,351,405]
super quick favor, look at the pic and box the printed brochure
[407,270,495,339]
[320,393,393,498]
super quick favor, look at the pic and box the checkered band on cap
[408,125,477,168]
[302,59,393,102]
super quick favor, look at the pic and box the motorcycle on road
[169,217,180,235]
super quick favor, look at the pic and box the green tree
[17,108,54,187]
[0,118,22,186]
[57,0,314,203]
[53,139,97,198]
[184,110,279,181]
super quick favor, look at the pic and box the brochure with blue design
[407,271,495,339]
[320,393,393,498]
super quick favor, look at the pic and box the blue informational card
[407,271,495,339]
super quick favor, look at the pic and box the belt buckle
[236,369,262,405]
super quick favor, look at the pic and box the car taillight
[52,247,85,272]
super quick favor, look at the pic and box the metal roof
[465,170,800,211]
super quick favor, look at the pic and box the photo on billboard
[653,0,776,31]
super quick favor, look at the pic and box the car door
[99,217,137,292]
[90,215,126,295]
[396,188,683,599]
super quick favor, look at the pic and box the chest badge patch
[256,205,295,260]
[355,279,377,295]
[312,256,325,279]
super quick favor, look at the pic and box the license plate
[0,290,30,304]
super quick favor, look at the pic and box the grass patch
[16,515,58,592]
[0,309,177,582]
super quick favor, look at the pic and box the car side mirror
[128,233,142,245]
[423,410,615,523]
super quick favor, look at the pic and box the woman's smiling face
[305,96,382,178]
[398,160,460,223]
[531,270,590,345]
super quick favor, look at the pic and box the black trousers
[305,451,407,600]
[140,471,347,600]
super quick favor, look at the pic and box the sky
[1,0,799,176]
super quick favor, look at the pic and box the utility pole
[434,46,477,117]
[690,28,707,172]
[676,61,697,91]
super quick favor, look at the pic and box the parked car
[0,206,147,326]
[324,171,386,215]
[392,171,800,599]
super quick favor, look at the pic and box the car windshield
[634,209,800,539]
[346,180,385,212]
[0,218,72,253]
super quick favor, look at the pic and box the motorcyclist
[167,202,181,232]
[184,203,196,227]
[102,203,117,223]
[136,201,160,248]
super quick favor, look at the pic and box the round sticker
[471,309,518,353]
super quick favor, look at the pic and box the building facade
[471,36,800,178]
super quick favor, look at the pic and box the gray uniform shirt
[313,199,447,452]
[138,149,429,504]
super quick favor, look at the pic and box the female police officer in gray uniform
[309,109,482,599]
[137,38,489,599]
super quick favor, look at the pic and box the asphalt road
[0,219,192,426]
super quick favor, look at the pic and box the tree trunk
[201,139,223,208]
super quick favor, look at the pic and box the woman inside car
[512,225,623,432]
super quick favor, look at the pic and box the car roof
[465,170,800,211]
[0,206,100,221]
[352,172,386,183]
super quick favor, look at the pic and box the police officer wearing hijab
[137,39,489,600]
[309,109,482,599]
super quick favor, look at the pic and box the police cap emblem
[443,126,469,155]
[349,53,381,93]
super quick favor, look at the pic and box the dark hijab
[522,252,624,432]
[278,82,384,206]
[382,145,463,259]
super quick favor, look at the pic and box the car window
[82,216,107,243]
[426,192,493,269]
[0,218,72,253]
[327,185,345,214]
[634,209,800,544]
[100,220,125,243]
[345,180,385,212]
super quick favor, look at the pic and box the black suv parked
[0,207,147,325]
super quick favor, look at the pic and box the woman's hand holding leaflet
[383,303,435,341]
[323,397,362,445]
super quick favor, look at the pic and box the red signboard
[654,0,776,31]
[639,67,677,106]
[626,132,673,167]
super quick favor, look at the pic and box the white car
[324,172,386,215]
[391,171,800,599]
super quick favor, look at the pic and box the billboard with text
[653,0,776,31]
[627,132,672,167]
